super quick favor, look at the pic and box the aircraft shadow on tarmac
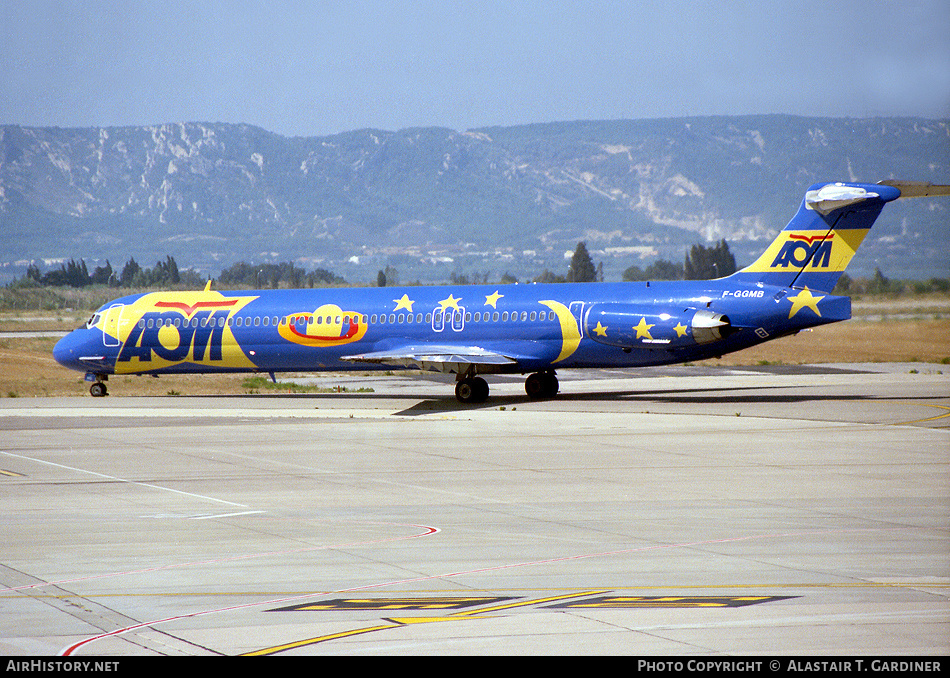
[389,386,910,416]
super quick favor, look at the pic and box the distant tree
[683,239,736,280]
[623,258,684,282]
[500,272,519,285]
[622,264,646,281]
[306,268,345,286]
[866,267,891,294]
[566,242,597,282]
[217,260,343,288]
[120,257,141,286]
[648,259,683,280]
[166,256,180,285]
[623,259,683,282]
[833,273,852,295]
[377,270,387,287]
[533,269,566,284]
[90,260,114,285]
[36,259,92,287]
[928,278,950,293]
[18,255,202,290]
[179,268,206,288]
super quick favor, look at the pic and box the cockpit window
[85,313,101,329]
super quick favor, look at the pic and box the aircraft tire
[455,377,489,404]
[89,382,108,397]
[525,371,558,400]
[472,377,489,403]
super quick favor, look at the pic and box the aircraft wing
[340,343,520,374]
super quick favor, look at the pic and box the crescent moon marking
[539,300,581,363]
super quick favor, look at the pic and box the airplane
[53,180,949,403]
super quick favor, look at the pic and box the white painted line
[0,450,247,507]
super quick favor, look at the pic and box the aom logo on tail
[770,233,835,268]
[744,228,868,274]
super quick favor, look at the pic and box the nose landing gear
[85,373,109,397]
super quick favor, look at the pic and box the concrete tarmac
[0,363,947,656]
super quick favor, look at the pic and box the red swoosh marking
[788,233,833,244]
[155,300,239,316]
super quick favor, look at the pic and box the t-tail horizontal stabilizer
[877,180,950,198]
[729,180,949,293]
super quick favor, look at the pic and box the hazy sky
[2,0,948,137]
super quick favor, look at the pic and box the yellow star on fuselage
[393,294,414,312]
[634,317,654,340]
[593,321,608,337]
[484,290,504,309]
[674,322,688,338]
[439,294,462,311]
[787,287,824,318]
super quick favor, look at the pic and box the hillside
[1,116,947,284]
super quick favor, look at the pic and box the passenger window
[530,311,537,321]
[502,311,509,321]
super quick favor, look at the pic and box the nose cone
[54,330,88,372]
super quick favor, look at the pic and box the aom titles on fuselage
[53,181,949,403]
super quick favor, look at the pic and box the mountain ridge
[1,115,947,283]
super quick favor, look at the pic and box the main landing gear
[524,370,559,400]
[455,375,489,404]
[454,370,559,404]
